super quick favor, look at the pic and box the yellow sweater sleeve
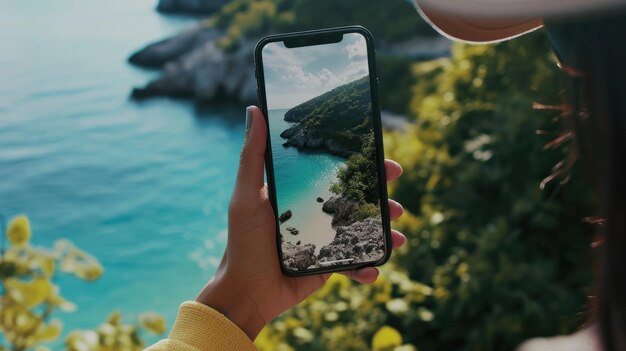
[145,301,257,351]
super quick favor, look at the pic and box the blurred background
[0,0,595,350]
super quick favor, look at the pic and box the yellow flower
[139,312,167,335]
[7,215,31,247]
[74,263,104,281]
[66,330,99,351]
[106,311,122,326]
[372,326,402,351]
[34,252,56,276]
[417,307,435,322]
[47,289,77,312]
[5,277,53,308]
[292,327,313,342]
[33,319,62,342]
[385,299,409,315]
[434,287,450,300]
[60,246,104,281]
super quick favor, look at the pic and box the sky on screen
[262,33,369,109]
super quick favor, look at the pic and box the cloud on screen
[262,33,369,109]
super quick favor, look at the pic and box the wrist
[196,275,266,340]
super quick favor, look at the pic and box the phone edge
[253,25,393,277]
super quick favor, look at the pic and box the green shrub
[354,203,381,222]
[331,133,379,205]
[387,30,595,351]
[261,29,596,351]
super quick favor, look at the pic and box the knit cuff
[168,301,257,351]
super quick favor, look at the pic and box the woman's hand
[196,106,407,340]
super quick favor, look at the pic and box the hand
[196,106,406,340]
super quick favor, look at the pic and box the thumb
[234,106,267,195]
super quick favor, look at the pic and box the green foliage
[209,0,430,115]
[384,30,595,350]
[286,76,372,153]
[213,0,288,51]
[331,133,379,205]
[377,56,417,115]
[288,0,435,42]
[354,203,381,222]
[210,0,435,51]
[0,215,165,351]
[255,269,424,351]
[262,30,596,351]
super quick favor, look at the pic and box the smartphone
[254,26,391,276]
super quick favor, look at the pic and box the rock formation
[317,216,385,266]
[285,226,299,235]
[279,210,292,223]
[129,27,221,68]
[281,216,385,271]
[281,241,316,271]
[279,76,371,156]
[156,0,230,14]
[279,125,354,158]
[129,27,258,104]
[322,196,359,226]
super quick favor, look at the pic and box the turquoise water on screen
[267,109,343,252]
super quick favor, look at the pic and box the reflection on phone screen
[262,32,385,272]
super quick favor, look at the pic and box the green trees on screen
[330,134,379,206]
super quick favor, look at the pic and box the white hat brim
[415,0,626,43]
[416,0,626,19]
[418,4,543,44]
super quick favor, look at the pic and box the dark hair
[546,14,626,351]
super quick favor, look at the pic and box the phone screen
[258,30,388,274]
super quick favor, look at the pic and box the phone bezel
[254,25,392,276]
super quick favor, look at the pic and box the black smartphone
[254,26,391,276]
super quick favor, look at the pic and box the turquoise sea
[268,109,344,252]
[0,0,233,346]
[0,0,347,347]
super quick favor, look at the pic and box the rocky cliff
[280,76,372,156]
[156,0,230,14]
[129,26,258,104]
[281,240,316,271]
[317,216,385,266]
[280,215,385,271]
[129,11,449,110]
[129,27,221,68]
[321,196,359,226]
[279,125,355,158]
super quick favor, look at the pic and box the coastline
[270,107,386,271]
[269,109,343,252]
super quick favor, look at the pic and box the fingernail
[391,199,403,211]
[393,160,403,174]
[245,106,253,131]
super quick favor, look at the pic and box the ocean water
[268,109,344,253]
[0,0,242,346]
[0,0,351,347]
